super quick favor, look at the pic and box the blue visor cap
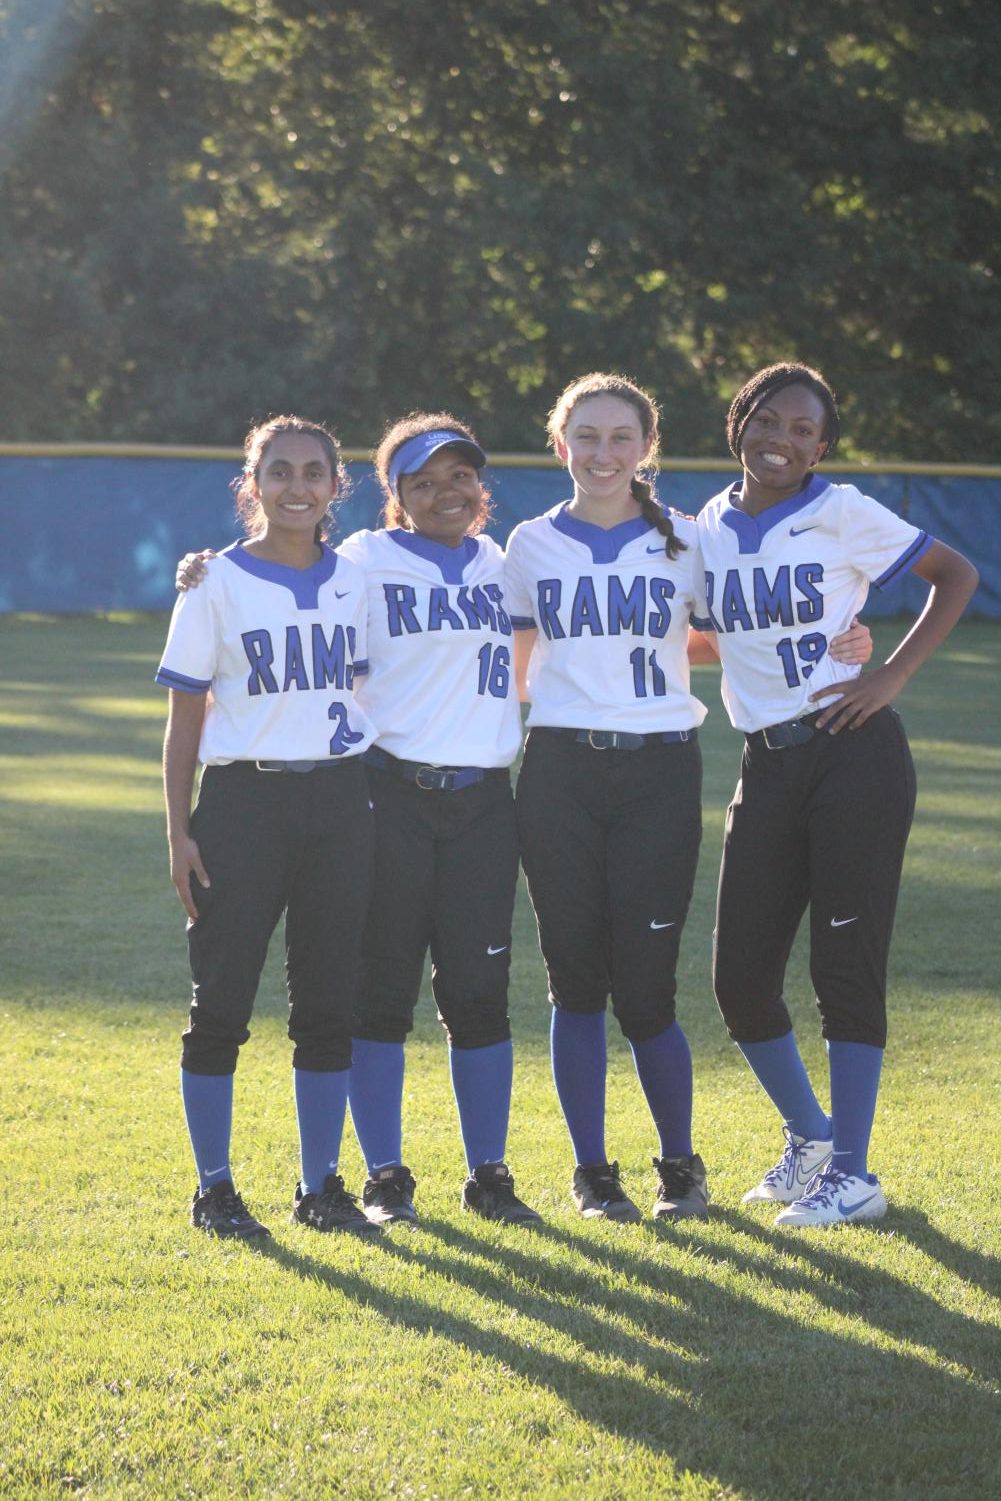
[388,430,487,494]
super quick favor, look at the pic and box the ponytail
[632,477,685,559]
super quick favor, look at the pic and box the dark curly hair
[232,414,346,543]
[546,372,685,559]
[727,363,841,463]
[373,410,491,533]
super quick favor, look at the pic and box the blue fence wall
[0,455,998,616]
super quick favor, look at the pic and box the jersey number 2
[328,702,365,755]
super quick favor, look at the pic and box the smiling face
[252,431,338,539]
[397,445,487,547]
[556,394,652,517]
[739,383,829,510]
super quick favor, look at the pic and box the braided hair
[727,363,841,464]
[546,372,686,559]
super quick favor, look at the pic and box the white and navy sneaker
[742,1127,833,1204]
[774,1168,888,1227]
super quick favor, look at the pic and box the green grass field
[1,615,998,1501]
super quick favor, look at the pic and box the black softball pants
[352,765,519,1050]
[182,759,374,1075]
[713,706,916,1048]
[515,729,703,1043]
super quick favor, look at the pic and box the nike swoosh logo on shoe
[837,1191,881,1216]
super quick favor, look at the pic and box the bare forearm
[883,541,979,685]
[163,692,206,842]
[687,627,720,665]
[514,629,537,703]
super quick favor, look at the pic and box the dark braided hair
[546,372,686,559]
[233,414,346,545]
[727,363,841,463]
[374,410,491,533]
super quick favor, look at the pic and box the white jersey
[155,541,376,763]
[338,528,523,767]
[694,474,933,732]
[504,503,708,733]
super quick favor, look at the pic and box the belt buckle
[588,730,613,750]
[416,765,451,791]
[762,719,814,750]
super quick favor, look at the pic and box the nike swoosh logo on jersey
[830,916,859,927]
[649,920,675,930]
[335,589,350,598]
[789,525,819,536]
[836,1190,881,1216]
[487,945,509,956]
[646,544,664,553]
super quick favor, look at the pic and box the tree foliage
[0,0,997,459]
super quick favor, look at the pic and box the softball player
[343,413,539,1227]
[176,414,540,1227]
[506,373,712,1222]
[696,363,978,1226]
[158,416,379,1239]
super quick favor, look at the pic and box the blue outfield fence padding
[0,452,998,617]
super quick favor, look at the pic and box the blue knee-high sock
[347,1039,405,1173]
[181,1069,234,1192]
[629,1022,694,1159]
[828,1041,883,1180]
[551,1009,607,1167]
[737,1033,831,1142]
[449,1039,513,1172]
[293,1068,349,1196]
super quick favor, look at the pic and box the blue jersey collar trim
[721,473,829,554]
[551,502,656,564]
[222,540,338,610]
[387,529,478,583]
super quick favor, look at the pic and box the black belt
[750,710,825,750]
[548,727,695,750]
[363,745,503,792]
[255,759,341,773]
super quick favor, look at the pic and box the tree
[0,0,997,459]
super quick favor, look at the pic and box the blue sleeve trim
[353,658,369,677]
[874,531,933,589]
[690,614,715,632]
[155,667,210,693]
[511,615,537,630]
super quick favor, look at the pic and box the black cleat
[652,1153,710,1221]
[191,1180,270,1240]
[291,1173,382,1235]
[572,1160,642,1222]
[462,1163,543,1225]
[362,1165,419,1227]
